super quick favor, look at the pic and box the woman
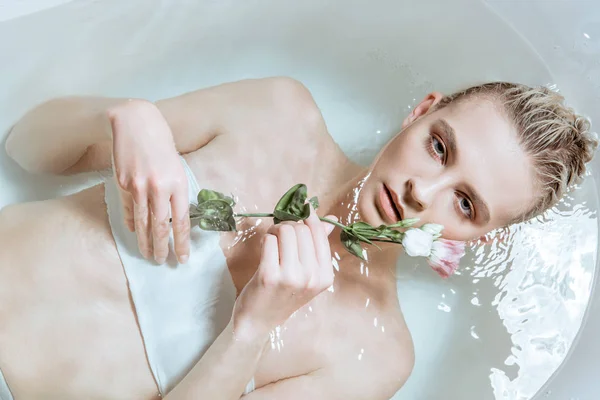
[0,77,596,399]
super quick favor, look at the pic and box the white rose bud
[401,228,434,257]
[420,223,444,238]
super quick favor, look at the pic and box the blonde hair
[437,82,598,222]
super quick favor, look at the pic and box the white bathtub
[0,1,598,399]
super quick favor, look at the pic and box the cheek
[426,195,480,241]
[376,135,422,175]
[438,222,480,241]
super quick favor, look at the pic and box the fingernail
[156,257,166,264]
[179,255,189,264]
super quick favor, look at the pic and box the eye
[427,135,447,163]
[456,194,474,220]
[433,137,445,156]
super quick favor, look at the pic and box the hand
[108,100,190,264]
[232,206,337,340]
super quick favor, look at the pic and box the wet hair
[436,82,598,223]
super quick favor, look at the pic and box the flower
[427,239,465,278]
[401,228,434,257]
[420,223,444,238]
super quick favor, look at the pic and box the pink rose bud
[427,239,465,278]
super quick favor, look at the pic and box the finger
[276,224,298,266]
[258,234,280,287]
[267,221,295,235]
[134,197,153,259]
[171,190,191,264]
[304,205,333,266]
[295,223,317,269]
[118,187,135,232]
[150,191,171,264]
[260,233,280,266]
[323,215,337,236]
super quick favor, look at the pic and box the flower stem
[234,213,275,218]
[319,217,347,230]
[370,238,400,244]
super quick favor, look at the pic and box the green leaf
[273,184,311,223]
[383,229,403,242]
[190,197,237,232]
[351,222,373,230]
[197,189,235,207]
[308,196,319,210]
[340,230,366,260]
[387,218,419,228]
[198,216,236,231]
[353,232,373,245]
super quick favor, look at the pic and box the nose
[404,178,436,212]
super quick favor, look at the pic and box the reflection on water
[396,176,598,400]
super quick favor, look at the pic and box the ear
[402,92,444,128]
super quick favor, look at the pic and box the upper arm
[156,76,324,154]
[9,77,322,175]
[67,77,322,174]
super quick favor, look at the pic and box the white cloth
[104,156,254,395]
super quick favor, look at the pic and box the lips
[378,184,404,223]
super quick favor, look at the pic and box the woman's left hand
[108,100,191,264]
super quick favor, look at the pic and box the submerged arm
[4,77,312,174]
[164,321,265,400]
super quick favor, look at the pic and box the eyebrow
[435,118,491,225]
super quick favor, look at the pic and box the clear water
[0,1,597,399]
[396,180,598,400]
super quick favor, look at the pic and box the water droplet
[583,32,591,39]
[365,298,370,308]
[374,317,378,327]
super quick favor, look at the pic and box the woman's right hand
[108,100,191,264]
[232,207,337,341]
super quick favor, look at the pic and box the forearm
[5,96,125,174]
[165,320,267,400]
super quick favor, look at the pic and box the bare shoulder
[161,76,328,142]
[329,294,415,399]
[263,77,326,125]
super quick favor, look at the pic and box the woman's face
[358,93,537,241]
